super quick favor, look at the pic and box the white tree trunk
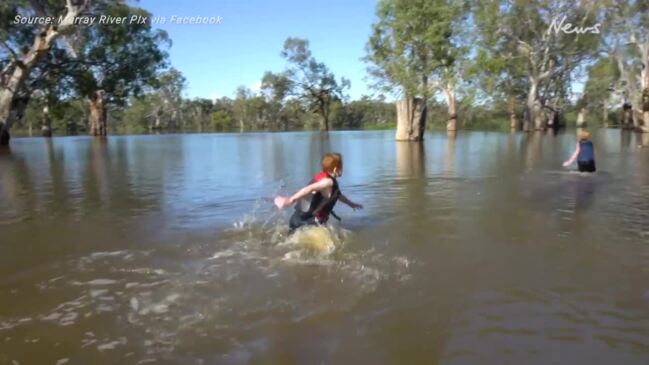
[443,85,457,131]
[509,99,517,130]
[524,80,538,132]
[576,107,587,128]
[88,91,107,136]
[533,100,545,130]
[395,97,426,141]
[0,1,88,145]
[622,103,634,129]
[0,68,26,145]
[641,51,649,132]
[42,105,52,137]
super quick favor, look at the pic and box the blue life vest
[578,140,594,162]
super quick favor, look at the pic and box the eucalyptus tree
[366,0,467,138]
[472,0,601,131]
[26,47,78,136]
[232,86,256,132]
[2,46,73,137]
[67,3,168,136]
[579,57,618,127]
[280,37,349,131]
[148,68,185,131]
[0,0,94,145]
[470,0,527,129]
[261,70,292,130]
[598,0,649,131]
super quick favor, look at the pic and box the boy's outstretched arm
[339,193,363,210]
[274,179,332,210]
[563,142,580,167]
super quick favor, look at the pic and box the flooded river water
[1,130,648,364]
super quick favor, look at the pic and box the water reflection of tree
[81,137,165,219]
[396,142,425,178]
[0,149,35,220]
[43,138,70,215]
[311,131,332,172]
[306,132,332,179]
[633,133,649,185]
[639,132,649,148]
[444,131,456,176]
[621,129,632,148]
[394,141,427,232]
[267,134,285,183]
[520,132,543,170]
[82,138,109,210]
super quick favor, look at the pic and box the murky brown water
[1,130,649,364]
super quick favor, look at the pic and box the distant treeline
[2,0,646,145]
[11,78,618,137]
[12,88,396,135]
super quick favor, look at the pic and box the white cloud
[250,80,262,93]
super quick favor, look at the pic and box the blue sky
[138,0,379,101]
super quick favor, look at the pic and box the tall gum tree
[470,0,528,130]
[261,71,292,130]
[280,38,349,132]
[472,0,601,131]
[67,3,168,136]
[600,0,649,131]
[366,0,466,139]
[0,0,92,145]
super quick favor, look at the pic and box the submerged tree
[67,3,168,136]
[471,0,528,130]
[580,57,619,127]
[366,0,466,139]
[0,0,95,145]
[280,37,349,131]
[599,0,649,131]
[120,68,186,132]
[149,68,185,131]
[472,0,601,131]
[261,71,292,130]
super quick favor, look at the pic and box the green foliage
[471,0,603,116]
[119,97,153,133]
[280,37,350,130]
[68,2,169,104]
[261,71,292,103]
[8,0,648,137]
[210,110,233,131]
[333,97,396,129]
[598,0,649,112]
[366,0,465,99]
[13,96,87,135]
[582,58,618,108]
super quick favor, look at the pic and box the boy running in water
[274,153,363,231]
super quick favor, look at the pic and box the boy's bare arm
[339,193,363,210]
[288,179,332,204]
[563,142,580,167]
[274,179,333,210]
